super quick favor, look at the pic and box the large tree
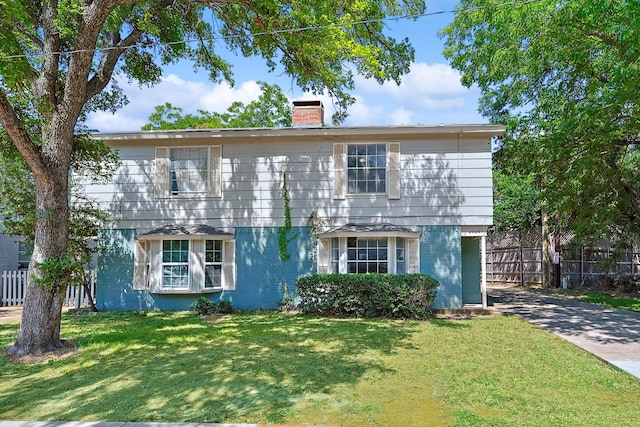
[441,0,640,241]
[0,0,424,356]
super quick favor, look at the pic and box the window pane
[346,144,387,194]
[170,147,208,196]
[205,240,223,288]
[162,240,190,289]
[204,265,222,288]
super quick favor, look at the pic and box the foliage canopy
[142,82,292,130]
[441,0,640,241]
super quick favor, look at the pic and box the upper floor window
[347,144,386,194]
[170,148,208,196]
[333,143,400,200]
[155,146,222,199]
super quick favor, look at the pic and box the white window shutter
[317,238,330,273]
[154,147,170,198]
[333,143,345,200]
[407,238,420,273]
[133,240,148,290]
[209,146,222,198]
[388,143,401,200]
[190,240,205,291]
[222,240,236,290]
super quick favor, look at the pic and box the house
[0,218,29,272]
[88,101,505,311]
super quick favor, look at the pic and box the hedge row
[295,273,439,319]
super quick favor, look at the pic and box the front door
[462,237,482,305]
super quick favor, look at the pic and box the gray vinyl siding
[0,233,19,271]
[85,132,494,231]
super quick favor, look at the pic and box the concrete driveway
[489,286,640,380]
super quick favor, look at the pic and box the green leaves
[142,81,292,130]
[442,0,640,242]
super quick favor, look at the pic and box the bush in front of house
[296,273,439,319]
[190,296,234,316]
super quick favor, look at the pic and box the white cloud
[85,75,270,132]
[389,108,414,125]
[355,62,476,111]
[200,81,263,112]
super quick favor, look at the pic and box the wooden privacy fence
[1,270,96,308]
[487,231,640,287]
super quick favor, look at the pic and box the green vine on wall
[278,172,297,262]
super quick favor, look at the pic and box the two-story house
[88,101,504,311]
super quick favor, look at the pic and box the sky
[85,0,484,132]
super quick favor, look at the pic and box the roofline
[91,124,506,142]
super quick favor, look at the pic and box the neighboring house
[88,101,505,311]
[0,217,29,271]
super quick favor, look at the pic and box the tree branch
[0,89,46,180]
[32,3,61,104]
[85,26,144,101]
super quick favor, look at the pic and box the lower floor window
[347,237,388,273]
[323,236,415,275]
[134,233,236,294]
[162,240,190,289]
[205,240,223,288]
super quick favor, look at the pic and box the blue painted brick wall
[97,227,312,311]
[419,225,462,309]
[229,226,311,310]
[98,226,463,311]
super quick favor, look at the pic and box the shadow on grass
[0,311,421,424]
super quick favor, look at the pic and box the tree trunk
[7,157,70,357]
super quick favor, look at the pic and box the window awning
[137,225,235,241]
[317,223,421,239]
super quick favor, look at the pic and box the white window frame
[333,142,400,200]
[161,240,191,290]
[347,143,387,195]
[134,233,235,294]
[319,235,419,275]
[155,145,222,199]
[346,237,389,274]
[204,239,223,289]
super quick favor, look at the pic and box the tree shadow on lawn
[0,311,422,424]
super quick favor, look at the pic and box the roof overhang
[91,124,506,147]
[318,223,422,239]
[137,224,234,241]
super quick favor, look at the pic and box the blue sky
[86,0,483,132]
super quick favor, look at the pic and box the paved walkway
[489,286,640,379]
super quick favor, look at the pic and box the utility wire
[0,0,539,61]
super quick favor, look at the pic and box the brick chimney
[292,100,324,127]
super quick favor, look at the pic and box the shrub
[610,274,640,294]
[296,273,439,319]
[190,296,233,316]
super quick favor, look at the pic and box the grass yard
[1,311,639,427]
[579,292,640,313]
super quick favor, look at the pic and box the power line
[0,0,539,61]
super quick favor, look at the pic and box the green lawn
[1,311,639,427]
[579,292,640,313]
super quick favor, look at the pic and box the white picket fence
[1,270,96,308]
